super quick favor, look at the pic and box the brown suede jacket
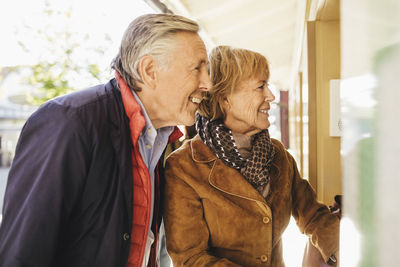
[163,135,339,267]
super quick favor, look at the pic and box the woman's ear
[138,55,157,89]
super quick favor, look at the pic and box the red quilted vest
[116,73,182,267]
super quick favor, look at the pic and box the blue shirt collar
[131,91,174,138]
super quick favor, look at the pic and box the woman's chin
[258,123,271,132]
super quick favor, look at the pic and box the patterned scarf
[195,114,275,194]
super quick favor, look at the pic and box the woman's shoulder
[168,139,191,157]
[167,135,216,163]
[271,138,284,147]
[270,138,296,167]
[271,138,287,154]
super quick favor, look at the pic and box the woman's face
[223,75,275,136]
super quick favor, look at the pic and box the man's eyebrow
[190,59,209,68]
[199,59,208,65]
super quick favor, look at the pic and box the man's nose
[199,69,212,91]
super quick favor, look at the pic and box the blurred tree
[14,1,112,105]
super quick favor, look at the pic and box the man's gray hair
[111,13,199,91]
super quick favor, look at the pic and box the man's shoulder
[31,79,119,119]
[25,79,122,130]
[48,79,118,109]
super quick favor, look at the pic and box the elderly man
[0,14,211,267]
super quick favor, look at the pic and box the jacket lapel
[209,160,266,203]
[107,79,134,225]
[190,135,266,203]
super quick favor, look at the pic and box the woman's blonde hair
[198,45,270,120]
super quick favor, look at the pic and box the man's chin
[178,114,196,127]
[181,120,195,127]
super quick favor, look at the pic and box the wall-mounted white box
[330,79,342,137]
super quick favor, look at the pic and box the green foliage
[25,62,75,105]
[15,1,111,105]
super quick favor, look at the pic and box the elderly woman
[163,46,339,267]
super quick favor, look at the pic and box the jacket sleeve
[0,102,90,267]
[288,152,340,263]
[163,157,241,267]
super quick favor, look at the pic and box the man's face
[152,32,211,127]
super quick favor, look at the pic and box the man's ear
[222,96,230,110]
[138,55,157,89]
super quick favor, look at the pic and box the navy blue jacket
[0,79,136,266]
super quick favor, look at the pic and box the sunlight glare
[340,216,361,267]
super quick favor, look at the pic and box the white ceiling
[158,0,303,89]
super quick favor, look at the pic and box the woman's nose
[264,86,275,102]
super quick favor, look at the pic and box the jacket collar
[190,135,266,203]
[190,135,217,162]
[115,72,183,145]
[115,72,146,145]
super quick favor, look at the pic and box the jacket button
[262,217,270,224]
[123,233,130,241]
[260,255,268,262]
